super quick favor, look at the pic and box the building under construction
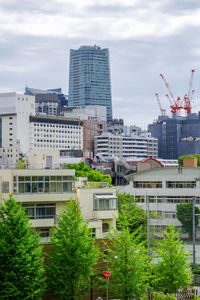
[149,70,200,159]
[149,113,200,159]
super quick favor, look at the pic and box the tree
[105,206,149,300]
[47,200,99,300]
[62,162,112,183]
[176,203,200,240]
[151,224,192,294]
[117,192,147,241]
[0,194,45,299]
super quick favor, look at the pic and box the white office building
[0,93,35,165]
[94,132,158,159]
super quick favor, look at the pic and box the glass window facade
[13,175,75,193]
[166,181,196,188]
[68,45,112,121]
[133,181,162,188]
[93,194,117,210]
[23,203,56,219]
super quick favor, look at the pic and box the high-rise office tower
[68,45,112,121]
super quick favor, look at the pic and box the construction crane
[183,69,195,116]
[155,93,166,116]
[160,70,195,117]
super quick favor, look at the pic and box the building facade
[68,45,112,121]
[29,116,83,151]
[148,113,200,159]
[120,166,200,237]
[0,93,35,165]
[94,132,158,159]
[0,168,117,240]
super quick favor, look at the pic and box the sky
[1,0,200,128]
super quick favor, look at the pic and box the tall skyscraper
[68,45,112,121]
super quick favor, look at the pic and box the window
[133,181,162,188]
[23,203,56,219]
[2,181,9,193]
[102,223,109,233]
[14,175,75,193]
[166,181,196,188]
[93,194,117,210]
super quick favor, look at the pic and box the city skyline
[1,1,200,127]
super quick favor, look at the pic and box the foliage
[16,158,26,169]
[176,203,200,240]
[62,162,112,183]
[105,205,149,300]
[152,292,176,300]
[47,200,99,300]
[0,194,45,299]
[117,192,147,240]
[178,154,200,166]
[151,224,192,294]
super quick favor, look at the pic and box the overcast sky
[1,0,200,128]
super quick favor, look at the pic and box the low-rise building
[120,166,200,237]
[0,167,117,240]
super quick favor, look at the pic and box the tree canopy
[151,224,192,294]
[62,162,112,183]
[0,195,45,299]
[47,200,99,300]
[117,192,147,240]
[176,203,200,240]
[105,204,149,300]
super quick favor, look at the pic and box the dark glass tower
[68,45,112,121]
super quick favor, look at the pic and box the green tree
[151,224,192,294]
[47,200,99,300]
[117,192,147,239]
[0,195,45,299]
[176,203,200,240]
[105,206,149,300]
[62,162,112,183]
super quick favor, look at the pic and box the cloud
[0,0,200,127]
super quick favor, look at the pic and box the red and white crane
[158,70,195,117]
[155,93,166,116]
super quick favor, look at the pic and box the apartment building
[120,166,200,237]
[0,166,117,240]
[94,132,158,159]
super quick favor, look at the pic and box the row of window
[136,196,200,204]
[33,124,81,129]
[13,176,75,194]
[134,181,197,189]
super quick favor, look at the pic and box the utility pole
[193,196,196,269]
[147,196,150,256]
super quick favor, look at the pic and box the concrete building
[149,113,200,159]
[61,105,106,157]
[29,115,83,152]
[94,132,158,159]
[0,93,35,165]
[62,105,107,123]
[25,87,67,116]
[120,166,200,237]
[0,166,117,240]
[68,45,112,121]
